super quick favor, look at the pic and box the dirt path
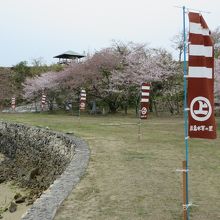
[0,183,29,220]
[0,153,30,220]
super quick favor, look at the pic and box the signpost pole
[183,6,190,220]
[138,113,141,141]
[138,85,141,141]
[78,103,81,125]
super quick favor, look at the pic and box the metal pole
[79,108,80,117]
[138,85,142,141]
[79,91,81,125]
[183,6,190,220]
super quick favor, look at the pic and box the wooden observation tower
[53,50,85,65]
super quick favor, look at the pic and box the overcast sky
[0,0,219,67]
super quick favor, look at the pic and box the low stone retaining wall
[0,121,90,220]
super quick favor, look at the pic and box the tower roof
[53,50,85,59]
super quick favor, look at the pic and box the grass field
[0,113,220,220]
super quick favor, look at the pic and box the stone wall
[0,121,75,190]
[2,102,49,113]
[0,121,90,220]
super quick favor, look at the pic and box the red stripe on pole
[189,34,213,46]
[188,56,213,68]
[188,12,209,28]
[188,12,216,139]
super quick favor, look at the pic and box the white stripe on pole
[141,92,150,96]
[189,45,213,57]
[81,94,86,97]
[141,98,149,102]
[188,66,212,79]
[42,95,46,102]
[189,22,210,36]
[80,97,86,101]
[141,86,150,90]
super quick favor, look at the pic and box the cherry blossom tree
[58,48,122,113]
[110,43,182,114]
[23,71,63,110]
[23,42,182,114]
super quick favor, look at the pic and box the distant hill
[0,67,15,108]
[0,63,64,109]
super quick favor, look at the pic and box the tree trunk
[176,99,180,114]
[167,99,174,115]
[34,100,37,112]
[108,102,118,113]
[124,105,128,115]
[153,100,158,116]
[48,99,54,111]
[124,100,128,115]
[135,97,140,117]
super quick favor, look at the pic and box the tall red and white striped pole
[79,89,86,122]
[41,92,46,111]
[180,7,216,220]
[138,83,151,140]
[79,89,86,111]
[140,83,150,119]
[11,97,16,111]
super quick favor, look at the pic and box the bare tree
[171,31,184,62]
[211,26,220,58]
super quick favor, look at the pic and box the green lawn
[0,113,220,220]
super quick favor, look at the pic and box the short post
[138,117,141,141]
[182,160,187,220]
